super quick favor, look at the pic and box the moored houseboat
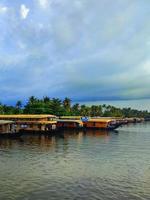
[82,118,122,130]
[124,117,144,123]
[0,120,17,135]
[0,115,57,133]
[56,119,83,129]
[57,116,121,130]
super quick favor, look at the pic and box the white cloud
[20,4,30,19]
[141,60,150,74]
[0,5,8,14]
[74,0,83,9]
[1,0,150,102]
[38,0,49,9]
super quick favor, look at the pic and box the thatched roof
[0,114,56,119]
[0,120,14,125]
[88,119,114,123]
[59,116,82,119]
[57,119,83,124]
[15,120,57,124]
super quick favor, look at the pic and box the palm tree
[90,105,102,117]
[72,103,80,115]
[16,100,22,109]
[0,102,4,114]
[15,100,22,114]
[29,96,37,104]
[63,97,71,112]
[50,98,64,116]
[43,96,50,103]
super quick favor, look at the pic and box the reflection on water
[0,123,150,200]
[0,129,111,150]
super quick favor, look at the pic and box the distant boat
[82,118,122,130]
[57,116,122,130]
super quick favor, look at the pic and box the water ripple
[0,123,150,200]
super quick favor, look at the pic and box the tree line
[0,96,149,118]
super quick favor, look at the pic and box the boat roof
[0,120,14,125]
[88,118,114,123]
[0,114,56,119]
[91,117,122,120]
[57,119,83,124]
[59,116,82,119]
[15,120,57,124]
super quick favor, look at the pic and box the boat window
[20,124,28,128]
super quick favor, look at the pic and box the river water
[0,123,150,200]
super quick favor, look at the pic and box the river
[0,122,150,200]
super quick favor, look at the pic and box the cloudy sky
[0,0,150,104]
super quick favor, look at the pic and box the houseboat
[57,116,121,130]
[0,115,57,133]
[123,117,144,123]
[0,120,16,135]
[82,118,122,130]
[56,119,83,129]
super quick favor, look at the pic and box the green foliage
[0,97,149,118]
[63,97,71,115]
[72,103,80,116]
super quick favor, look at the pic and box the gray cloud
[0,0,150,103]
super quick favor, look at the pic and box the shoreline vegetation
[0,96,150,118]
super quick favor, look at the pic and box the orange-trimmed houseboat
[57,116,122,130]
[82,118,122,130]
[56,119,83,129]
